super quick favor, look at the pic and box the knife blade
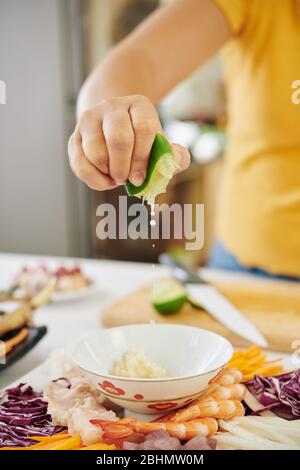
[159,253,268,347]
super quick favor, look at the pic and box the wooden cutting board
[101,278,300,353]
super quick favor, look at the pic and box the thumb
[171,143,191,174]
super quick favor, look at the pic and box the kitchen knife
[159,253,268,347]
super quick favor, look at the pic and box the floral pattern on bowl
[147,402,178,411]
[99,381,125,396]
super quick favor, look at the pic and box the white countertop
[0,252,291,388]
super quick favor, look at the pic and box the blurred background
[0,0,227,266]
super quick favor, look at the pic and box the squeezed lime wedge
[125,134,177,204]
[151,279,187,315]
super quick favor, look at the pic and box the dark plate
[0,326,47,372]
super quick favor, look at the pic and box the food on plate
[125,134,178,205]
[0,303,33,337]
[158,368,245,423]
[0,384,65,448]
[44,376,117,445]
[208,367,243,386]
[55,266,91,292]
[91,367,246,445]
[2,346,294,451]
[0,279,55,337]
[227,344,283,381]
[150,279,187,315]
[78,442,116,450]
[123,429,216,450]
[0,327,28,358]
[0,433,117,451]
[216,416,300,450]
[30,435,82,450]
[199,383,246,401]
[47,349,84,380]
[0,374,221,450]
[0,376,118,450]
[244,369,300,419]
[13,264,91,296]
[0,280,55,359]
[15,266,52,296]
[95,416,219,441]
[162,399,245,423]
[110,349,168,378]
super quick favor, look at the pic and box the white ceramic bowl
[69,324,233,414]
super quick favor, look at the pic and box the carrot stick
[34,436,81,450]
[80,443,116,450]
[30,433,70,443]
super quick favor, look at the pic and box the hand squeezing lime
[125,134,178,204]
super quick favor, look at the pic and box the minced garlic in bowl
[110,349,168,379]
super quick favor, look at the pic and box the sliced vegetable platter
[1,346,300,451]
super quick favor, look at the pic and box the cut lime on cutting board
[151,279,187,315]
[125,134,177,204]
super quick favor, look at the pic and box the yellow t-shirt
[213,0,300,276]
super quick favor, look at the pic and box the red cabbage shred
[244,369,300,420]
[0,383,65,447]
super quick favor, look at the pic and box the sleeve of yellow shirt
[212,0,248,34]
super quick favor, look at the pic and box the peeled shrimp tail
[91,417,135,428]
[103,423,134,440]
[90,417,136,441]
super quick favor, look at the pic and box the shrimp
[197,382,245,402]
[197,383,220,400]
[91,418,143,446]
[169,399,245,423]
[134,417,218,440]
[213,368,243,386]
[153,387,220,423]
[90,368,245,443]
[157,377,245,424]
[208,383,246,401]
[97,417,218,441]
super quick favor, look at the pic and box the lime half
[125,134,178,204]
[151,279,187,315]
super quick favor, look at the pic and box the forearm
[71,0,230,191]
[77,0,230,115]
[77,45,158,115]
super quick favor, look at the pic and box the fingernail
[115,179,125,185]
[176,147,190,170]
[130,171,145,186]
